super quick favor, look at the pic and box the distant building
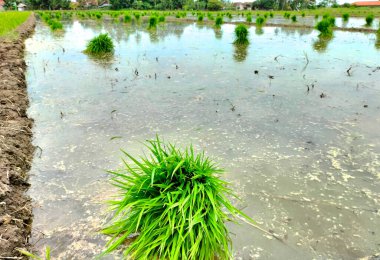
[17,3,27,10]
[232,0,254,10]
[352,1,380,6]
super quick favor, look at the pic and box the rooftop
[352,1,380,6]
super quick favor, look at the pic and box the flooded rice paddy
[25,19,380,259]
[223,15,380,31]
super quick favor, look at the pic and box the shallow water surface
[26,20,380,259]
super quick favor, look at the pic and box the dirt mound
[0,14,36,258]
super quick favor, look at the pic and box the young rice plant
[234,24,249,45]
[148,16,158,29]
[85,33,114,55]
[215,16,223,28]
[102,137,255,259]
[365,14,374,26]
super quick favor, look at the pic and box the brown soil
[0,14,36,258]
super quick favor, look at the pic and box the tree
[207,0,222,10]
[252,0,278,10]
[26,0,69,9]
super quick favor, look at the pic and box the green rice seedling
[323,13,329,19]
[316,18,333,37]
[246,14,252,23]
[158,15,165,23]
[18,246,51,260]
[291,15,297,22]
[256,16,265,26]
[47,19,63,31]
[197,14,204,22]
[228,13,233,19]
[301,12,305,17]
[342,13,349,22]
[96,13,102,19]
[175,13,181,18]
[124,14,132,23]
[85,33,114,56]
[134,13,140,21]
[315,14,319,19]
[148,16,158,29]
[101,137,255,259]
[327,16,335,26]
[365,14,374,26]
[269,12,274,18]
[215,16,223,28]
[234,24,249,45]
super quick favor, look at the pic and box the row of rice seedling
[38,12,64,31]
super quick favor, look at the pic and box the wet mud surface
[26,20,380,259]
[0,15,36,258]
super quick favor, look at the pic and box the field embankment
[0,13,36,258]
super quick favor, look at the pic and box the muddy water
[26,20,380,259]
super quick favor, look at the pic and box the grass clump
[158,15,165,23]
[246,14,252,23]
[124,14,132,23]
[197,14,204,22]
[256,16,265,26]
[148,16,158,29]
[85,33,114,56]
[365,14,374,26]
[134,13,141,21]
[291,15,297,22]
[342,13,349,22]
[234,24,249,45]
[316,18,334,37]
[215,16,223,28]
[102,137,255,259]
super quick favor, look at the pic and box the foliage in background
[0,12,31,37]
[25,0,70,10]
[102,137,255,259]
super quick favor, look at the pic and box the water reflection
[312,35,333,53]
[255,27,264,36]
[233,43,248,62]
[376,34,380,50]
[148,29,159,43]
[214,28,223,39]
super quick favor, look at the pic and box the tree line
[3,0,341,11]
